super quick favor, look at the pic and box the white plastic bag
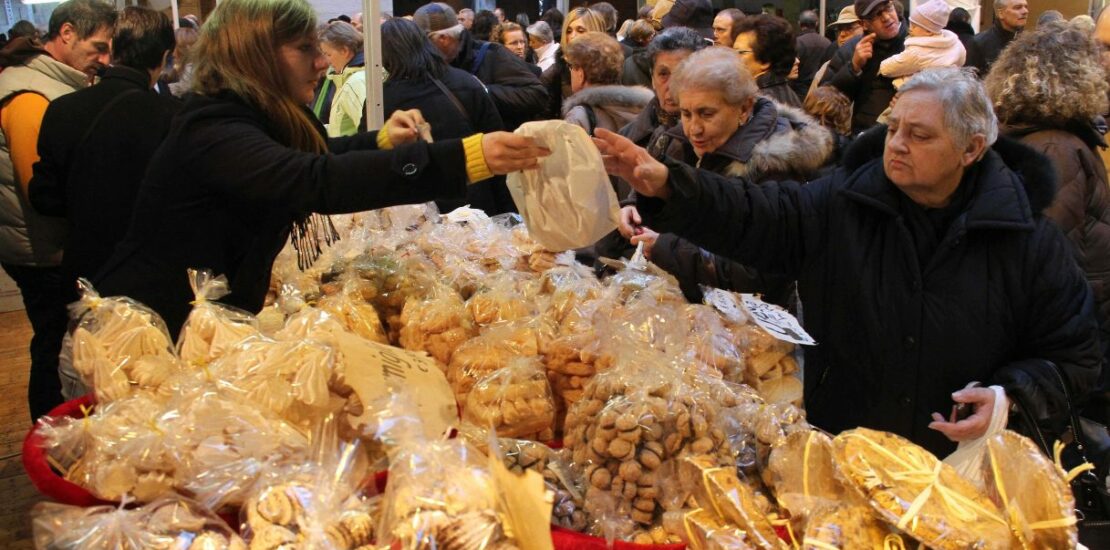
[942,384,1008,487]
[506,120,620,251]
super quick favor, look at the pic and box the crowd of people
[0,0,1108,474]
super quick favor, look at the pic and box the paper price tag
[740,294,816,346]
[334,331,458,437]
[702,287,750,325]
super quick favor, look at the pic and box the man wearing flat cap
[414,2,548,130]
[820,0,907,133]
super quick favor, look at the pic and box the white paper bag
[506,120,620,251]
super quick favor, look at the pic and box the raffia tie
[840,432,1007,531]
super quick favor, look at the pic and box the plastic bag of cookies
[447,320,543,404]
[240,418,377,550]
[398,283,477,366]
[463,357,556,440]
[32,496,246,550]
[377,438,515,550]
[982,431,1079,549]
[67,278,180,402]
[316,276,390,344]
[831,428,1011,550]
[765,430,844,532]
[801,503,904,550]
[497,438,587,532]
[177,269,262,366]
[563,353,740,543]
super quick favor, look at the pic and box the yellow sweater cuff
[376,127,393,150]
[463,133,493,183]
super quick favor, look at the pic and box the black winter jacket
[383,67,513,215]
[756,72,802,110]
[821,23,907,134]
[965,20,1018,78]
[648,98,833,305]
[637,126,1103,456]
[450,31,548,130]
[29,66,181,299]
[94,92,471,334]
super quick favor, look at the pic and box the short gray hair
[669,46,758,107]
[993,0,1015,12]
[896,67,998,150]
[429,23,464,40]
[319,21,364,53]
[526,20,553,43]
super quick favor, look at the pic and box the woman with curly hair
[732,14,801,108]
[986,21,1110,380]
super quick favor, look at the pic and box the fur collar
[843,124,1058,214]
[667,98,835,181]
[561,85,654,117]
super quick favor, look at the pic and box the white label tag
[703,287,750,325]
[740,294,816,346]
[333,331,458,437]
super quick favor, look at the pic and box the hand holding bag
[506,121,620,251]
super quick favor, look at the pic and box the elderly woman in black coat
[625,47,833,305]
[594,67,1101,457]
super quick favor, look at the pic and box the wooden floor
[0,310,42,549]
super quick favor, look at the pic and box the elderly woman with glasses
[596,67,1101,458]
[622,47,833,306]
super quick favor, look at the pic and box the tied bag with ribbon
[506,120,621,252]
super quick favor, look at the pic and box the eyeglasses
[861,1,895,20]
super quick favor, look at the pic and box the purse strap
[429,76,472,127]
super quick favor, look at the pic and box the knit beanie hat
[910,0,951,34]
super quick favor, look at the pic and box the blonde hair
[985,21,1109,128]
[561,7,606,50]
[192,0,326,154]
[493,21,524,44]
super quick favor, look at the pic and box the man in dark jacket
[595,68,1102,457]
[792,10,834,99]
[415,2,548,130]
[820,0,906,134]
[965,0,1026,77]
[29,7,177,301]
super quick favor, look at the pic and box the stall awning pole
[819,0,826,37]
[363,0,385,130]
[171,0,180,29]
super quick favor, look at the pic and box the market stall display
[24,203,1083,550]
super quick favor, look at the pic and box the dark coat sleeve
[187,116,469,215]
[821,39,862,99]
[651,232,791,305]
[27,100,70,217]
[964,36,988,76]
[636,157,829,279]
[990,219,1102,443]
[483,47,549,124]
